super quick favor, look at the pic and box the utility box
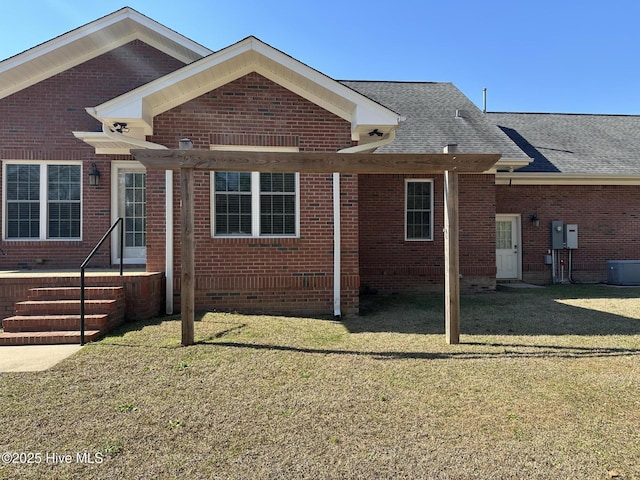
[551,220,564,249]
[607,260,640,285]
[565,224,578,249]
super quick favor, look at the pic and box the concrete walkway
[0,344,82,372]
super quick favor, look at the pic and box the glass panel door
[118,170,146,263]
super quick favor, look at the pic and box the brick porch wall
[496,183,640,284]
[0,272,164,323]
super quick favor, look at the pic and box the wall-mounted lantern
[88,162,101,186]
[530,213,540,227]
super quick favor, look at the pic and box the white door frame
[111,161,146,265]
[495,214,522,280]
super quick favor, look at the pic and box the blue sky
[1,0,638,114]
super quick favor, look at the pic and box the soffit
[89,37,402,137]
[0,7,211,101]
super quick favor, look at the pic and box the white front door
[112,162,146,265]
[496,214,520,279]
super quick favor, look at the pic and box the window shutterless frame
[210,171,300,238]
[405,178,434,241]
[2,160,83,241]
[209,146,300,239]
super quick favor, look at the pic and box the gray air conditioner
[607,260,640,286]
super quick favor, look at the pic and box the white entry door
[112,163,146,264]
[496,214,520,279]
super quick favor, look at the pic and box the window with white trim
[210,146,300,238]
[3,162,82,240]
[405,179,433,241]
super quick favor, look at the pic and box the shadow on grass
[204,340,640,360]
[351,285,640,336]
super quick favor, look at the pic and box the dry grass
[1,284,639,479]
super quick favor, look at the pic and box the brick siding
[0,41,185,270]
[497,184,640,284]
[146,72,358,316]
[359,173,497,294]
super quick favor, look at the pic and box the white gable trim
[0,7,211,101]
[87,36,402,142]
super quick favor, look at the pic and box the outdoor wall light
[88,162,101,186]
[530,213,540,227]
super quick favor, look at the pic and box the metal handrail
[80,217,124,345]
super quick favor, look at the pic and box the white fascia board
[119,9,212,59]
[1,8,210,67]
[88,36,401,138]
[251,39,400,126]
[0,8,211,100]
[496,172,640,185]
[486,157,533,173]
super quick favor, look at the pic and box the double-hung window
[210,146,299,238]
[3,162,81,240]
[212,171,299,237]
[405,179,433,241]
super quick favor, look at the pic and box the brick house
[1,7,638,326]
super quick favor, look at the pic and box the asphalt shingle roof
[342,81,529,160]
[488,112,640,174]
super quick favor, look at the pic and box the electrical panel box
[551,220,565,249]
[565,224,578,249]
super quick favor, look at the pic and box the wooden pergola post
[180,167,195,346]
[133,149,499,346]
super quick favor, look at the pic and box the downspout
[334,129,397,317]
[165,170,174,314]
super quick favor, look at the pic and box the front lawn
[1,285,638,479]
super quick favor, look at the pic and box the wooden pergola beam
[132,149,501,346]
[132,149,500,174]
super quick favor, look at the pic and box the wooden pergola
[132,149,500,346]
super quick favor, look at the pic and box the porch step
[27,286,125,301]
[15,299,119,316]
[0,286,126,346]
[0,330,101,345]
[2,314,108,332]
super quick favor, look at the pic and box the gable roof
[86,36,402,138]
[0,7,211,101]
[489,112,640,182]
[344,81,531,170]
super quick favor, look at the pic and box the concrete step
[0,330,101,345]
[2,314,108,332]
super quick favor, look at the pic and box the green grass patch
[0,285,638,479]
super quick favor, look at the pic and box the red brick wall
[359,173,497,293]
[497,184,640,284]
[0,41,185,270]
[146,73,358,316]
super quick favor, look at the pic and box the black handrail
[80,217,124,345]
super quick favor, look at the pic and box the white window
[405,179,433,241]
[3,161,82,240]
[209,146,299,238]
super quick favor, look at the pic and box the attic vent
[210,133,299,147]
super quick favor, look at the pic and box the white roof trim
[0,7,211,100]
[496,172,640,185]
[73,129,168,155]
[88,36,401,140]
